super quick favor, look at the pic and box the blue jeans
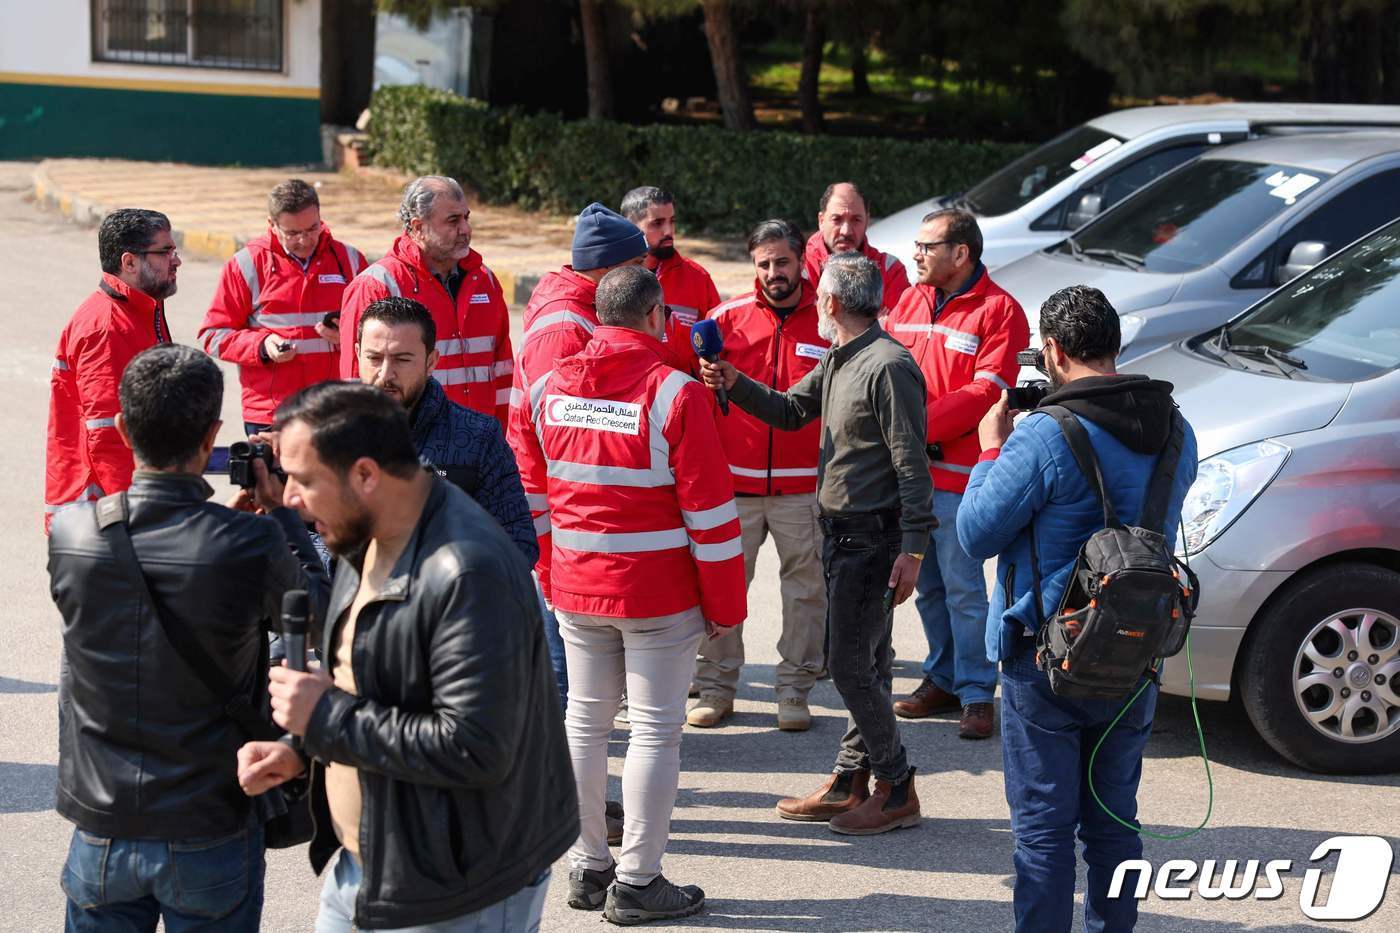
[1000,638,1158,933]
[62,819,265,932]
[315,850,549,932]
[536,575,569,708]
[915,489,996,703]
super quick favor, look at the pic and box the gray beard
[817,310,837,343]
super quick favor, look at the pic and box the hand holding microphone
[280,590,309,672]
[690,319,733,415]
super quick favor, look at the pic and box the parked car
[867,103,1400,273]
[1135,217,1400,774]
[998,131,1400,381]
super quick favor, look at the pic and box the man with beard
[46,209,177,530]
[235,382,576,932]
[803,182,910,315]
[339,176,512,425]
[356,295,535,564]
[620,186,721,336]
[887,209,1028,740]
[699,252,932,837]
[687,220,828,733]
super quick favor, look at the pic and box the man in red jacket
[687,220,828,733]
[803,182,910,315]
[339,176,512,426]
[46,208,176,530]
[620,186,721,334]
[199,179,366,433]
[886,209,1029,739]
[514,265,744,924]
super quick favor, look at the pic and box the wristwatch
[907,551,925,560]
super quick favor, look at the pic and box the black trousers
[822,522,911,783]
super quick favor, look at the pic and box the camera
[1007,382,1051,411]
[228,441,280,489]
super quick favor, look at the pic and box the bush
[369,85,1032,235]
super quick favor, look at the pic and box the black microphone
[690,318,730,415]
[280,590,309,673]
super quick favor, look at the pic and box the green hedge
[368,85,1032,235]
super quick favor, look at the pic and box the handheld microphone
[690,318,730,415]
[280,590,309,673]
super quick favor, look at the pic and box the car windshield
[963,125,1123,217]
[1213,218,1400,381]
[1063,159,1330,274]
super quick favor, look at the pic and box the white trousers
[556,606,705,887]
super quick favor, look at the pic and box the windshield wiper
[1062,237,1086,261]
[1080,247,1146,270]
[1228,344,1309,372]
[951,193,980,213]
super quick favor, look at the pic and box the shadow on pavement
[669,893,1002,932]
[0,676,57,694]
[0,761,56,813]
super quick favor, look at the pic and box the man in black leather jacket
[48,345,329,931]
[237,381,576,931]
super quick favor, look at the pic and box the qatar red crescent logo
[546,396,569,423]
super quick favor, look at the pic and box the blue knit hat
[572,202,647,271]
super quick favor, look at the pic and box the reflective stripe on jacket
[198,226,364,423]
[886,266,1029,494]
[339,236,513,425]
[45,274,171,531]
[513,326,747,626]
[706,280,826,496]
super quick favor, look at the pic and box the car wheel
[1237,562,1400,774]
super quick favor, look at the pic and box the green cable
[1086,629,1214,840]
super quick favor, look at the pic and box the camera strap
[94,492,279,743]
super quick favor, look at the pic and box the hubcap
[1293,609,1400,744]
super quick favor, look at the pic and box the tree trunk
[701,0,756,131]
[850,42,871,97]
[1301,0,1383,102]
[320,0,376,125]
[799,3,826,133]
[580,0,615,120]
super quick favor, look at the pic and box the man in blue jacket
[356,296,537,565]
[957,285,1198,933]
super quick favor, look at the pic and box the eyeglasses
[653,303,673,322]
[274,220,323,241]
[912,239,956,256]
[135,246,179,259]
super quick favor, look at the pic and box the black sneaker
[604,875,705,925]
[567,863,616,911]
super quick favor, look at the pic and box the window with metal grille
[92,0,284,72]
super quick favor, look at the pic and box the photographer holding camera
[48,345,329,931]
[956,286,1198,933]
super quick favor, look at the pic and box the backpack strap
[1139,409,1186,534]
[1038,405,1120,529]
[94,492,279,742]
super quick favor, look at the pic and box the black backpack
[1029,405,1199,700]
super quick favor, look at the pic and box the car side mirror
[1277,240,1329,284]
[1066,192,1103,229]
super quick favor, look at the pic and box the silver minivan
[1136,218,1400,774]
[867,103,1400,272]
[997,131,1400,382]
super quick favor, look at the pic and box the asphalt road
[0,161,1396,932]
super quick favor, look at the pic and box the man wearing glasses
[885,209,1028,739]
[45,209,178,531]
[198,179,366,434]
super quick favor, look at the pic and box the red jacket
[513,326,746,626]
[706,280,827,496]
[886,265,1029,493]
[45,274,171,529]
[802,232,910,313]
[654,248,721,329]
[198,226,365,424]
[339,236,512,425]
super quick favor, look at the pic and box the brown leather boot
[829,767,921,835]
[893,678,960,718]
[775,770,870,822]
[958,702,995,740]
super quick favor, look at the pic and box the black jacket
[47,472,329,840]
[302,476,576,928]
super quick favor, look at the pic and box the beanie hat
[572,202,647,271]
